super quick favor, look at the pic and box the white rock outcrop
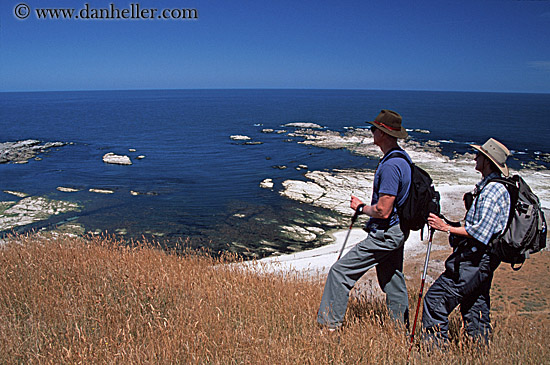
[57,187,80,193]
[281,170,373,214]
[230,135,251,141]
[260,178,274,189]
[103,153,132,165]
[0,140,68,164]
[89,188,114,194]
[0,197,80,231]
[283,122,323,129]
[3,191,29,198]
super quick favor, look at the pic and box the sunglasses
[370,125,377,133]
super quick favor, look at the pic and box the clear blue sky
[1,0,549,93]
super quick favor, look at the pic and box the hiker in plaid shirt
[422,138,511,346]
[464,173,511,245]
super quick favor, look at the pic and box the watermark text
[14,3,199,21]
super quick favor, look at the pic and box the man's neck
[482,166,499,178]
[480,171,501,183]
[381,141,400,155]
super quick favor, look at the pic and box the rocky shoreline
[0,193,81,232]
[0,140,156,239]
[248,124,550,277]
[2,132,549,264]
[269,125,550,214]
[0,140,70,164]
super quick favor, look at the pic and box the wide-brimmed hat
[367,110,408,139]
[471,138,510,177]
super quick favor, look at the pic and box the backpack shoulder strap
[487,176,519,238]
[382,148,415,227]
[487,176,519,206]
[487,176,515,188]
[476,177,516,200]
[383,148,412,165]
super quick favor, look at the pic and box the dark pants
[421,237,501,345]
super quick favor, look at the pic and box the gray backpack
[487,175,547,270]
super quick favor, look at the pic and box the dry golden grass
[0,233,548,364]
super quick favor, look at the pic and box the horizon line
[1,87,549,95]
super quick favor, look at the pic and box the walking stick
[408,227,435,357]
[336,207,362,261]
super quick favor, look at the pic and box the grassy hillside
[0,233,548,363]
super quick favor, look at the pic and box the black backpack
[485,175,547,270]
[386,151,441,234]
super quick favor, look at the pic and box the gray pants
[317,224,409,329]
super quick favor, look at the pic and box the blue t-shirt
[367,148,412,229]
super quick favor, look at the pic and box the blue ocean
[1,90,549,255]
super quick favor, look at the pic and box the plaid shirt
[465,172,511,245]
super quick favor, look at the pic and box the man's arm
[428,213,473,237]
[351,194,395,219]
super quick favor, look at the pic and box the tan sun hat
[367,109,408,139]
[471,138,510,177]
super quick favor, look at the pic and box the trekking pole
[408,227,435,357]
[336,207,361,261]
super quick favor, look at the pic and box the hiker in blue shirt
[317,110,412,331]
[423,138,511,345]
